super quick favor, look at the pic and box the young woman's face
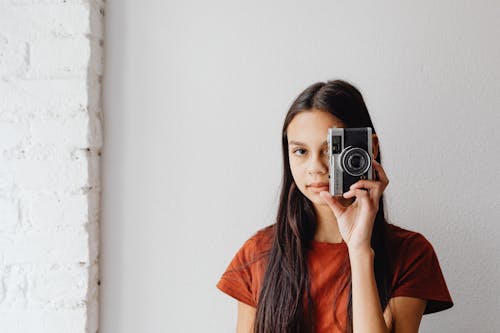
[286,109,354,207]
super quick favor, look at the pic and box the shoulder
[216,225,275,308]
[385,223,435,255]
[385,223,442,279]
[233,224,274,264]
[252,224,275,245]
[242,224,275,255]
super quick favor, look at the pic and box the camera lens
[340,147,371,176]
[349,155,362,169]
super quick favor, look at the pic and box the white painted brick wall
[0,0,103,332]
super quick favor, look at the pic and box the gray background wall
[102,1,500,332]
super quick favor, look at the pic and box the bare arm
[350,248,389,332]
[350,248,427,333]
[236,301,256,333]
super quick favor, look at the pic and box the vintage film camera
[327,127,373,196]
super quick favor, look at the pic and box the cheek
[289,160,301,183]
[289,160,306,186]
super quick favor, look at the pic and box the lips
[307,182,329,193]
[308,182,329,187]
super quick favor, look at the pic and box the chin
[311,193,355,207]
[311,198,328,206]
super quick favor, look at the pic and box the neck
[312,197,354,243]
[313,203,343,243]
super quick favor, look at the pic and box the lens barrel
[340,146,371,176]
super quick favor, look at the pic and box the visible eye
[292,148,307,156]
[292,148,329,157]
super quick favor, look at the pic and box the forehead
[287,110,344,144]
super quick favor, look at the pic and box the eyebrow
[288,140,327,147]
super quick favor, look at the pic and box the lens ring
[340,147,371,176]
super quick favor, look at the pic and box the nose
[307,152,328,175]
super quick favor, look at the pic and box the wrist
[348,246,375,258]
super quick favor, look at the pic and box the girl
[216,80,453,333]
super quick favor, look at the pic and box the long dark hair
[254,80,393,332]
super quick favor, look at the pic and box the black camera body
[328,127,373,196]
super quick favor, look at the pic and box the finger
[319,191,346,218]
[344,188,375,211]
[372,159,389,186]
[350,180,379,191]
[343,188,370,203]
[350,179,383,200]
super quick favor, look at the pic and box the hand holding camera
[320,127,390,251]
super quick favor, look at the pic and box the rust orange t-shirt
[216,223,453,332]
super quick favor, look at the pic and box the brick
[88,1,104,38]
[0,229,89,264]
[86,221,99,263]
[30,264,88,309]
[30,114,90,147]
[0,78,88,121]
[2,144,75,160]
[88,36,103,76]
[29,192,88,227]
[0,196,19,231]
[87,111,103,149]
[0,0,97,5]
[0,264,28,308]
[27,36,90,78]
[0,159,88,190]
[0,121,30,149]
[0,268,4,303]
[0,34,27,78]
[0,309,86,333]
[0,3,90,40]
[87,153,99,187]
[0,161,13,188]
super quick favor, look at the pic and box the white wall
[102,1,500,332]
[0,1,103,332]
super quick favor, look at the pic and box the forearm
[349,247,389,333]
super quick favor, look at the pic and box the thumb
[319,191,345,219]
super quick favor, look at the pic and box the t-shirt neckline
[310,239,348,250]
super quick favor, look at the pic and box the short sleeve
[390,234,454,314]
[216,237,260,308]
